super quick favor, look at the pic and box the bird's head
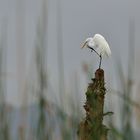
[81,37,94,49]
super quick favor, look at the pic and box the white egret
[81,34,111,69]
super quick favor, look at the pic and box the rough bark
[78,69,109,140]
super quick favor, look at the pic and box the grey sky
[0,0,140,107]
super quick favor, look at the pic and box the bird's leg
[87,46,100,57]
[99,55,102,69]
[87,46,102,69]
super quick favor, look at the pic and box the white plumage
[81,34,111,68]
[81,34,111,57]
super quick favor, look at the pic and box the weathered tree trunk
[78,69,109,140]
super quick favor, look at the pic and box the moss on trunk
[78,69,109,140]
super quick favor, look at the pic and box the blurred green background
[0,0,140,139]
